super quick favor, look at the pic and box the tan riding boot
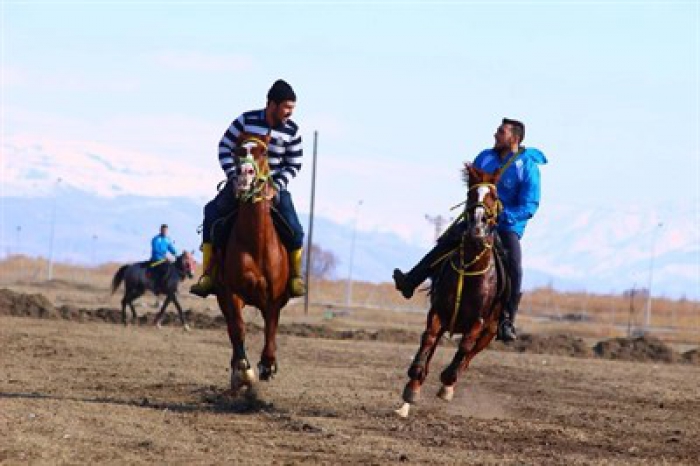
[288,248,306,297]
[190,243,215,298]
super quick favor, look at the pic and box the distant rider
[150,224,178,292]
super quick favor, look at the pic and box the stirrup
[190,275,214,298]
[288,277,306,297]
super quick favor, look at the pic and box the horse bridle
[236,137,273,203]
[464,182,502,227]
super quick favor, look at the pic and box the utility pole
[47,177,62,281]
[304,131,319,316]
[345,200,363,307]
[644,222,663,330]
[91,234,98,267]
[15,225,21,256]
[425,214,452,242]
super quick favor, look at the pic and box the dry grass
[1,255,698,344]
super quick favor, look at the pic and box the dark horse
[396,164,508,417]
[214,134,291,391]
[111,251,196,329]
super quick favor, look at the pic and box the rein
[447,237,494,337]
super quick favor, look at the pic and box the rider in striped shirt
[190,79,305,298]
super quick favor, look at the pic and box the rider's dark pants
[201,182,304,250]
[202,180,237,243]
[149,261,170,292]
[497,230,522,319]
[276,190,304,250]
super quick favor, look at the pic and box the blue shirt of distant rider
[150,224,178,262]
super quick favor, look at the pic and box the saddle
[142,260,171,294]
[211,205,296,251]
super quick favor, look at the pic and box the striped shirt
[218,109,303,191]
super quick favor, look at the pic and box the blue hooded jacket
[473,147,547,238]
[150,234,178,261]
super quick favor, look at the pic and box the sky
[2,0,699,251]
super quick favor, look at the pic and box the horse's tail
[111,265,129,294]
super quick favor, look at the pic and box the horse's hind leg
[397,309,443,417]
[218,293,255,391]
[121,296,129,326]
[121,289,137,326]
[438,318,488,401]
[258,303,282,381]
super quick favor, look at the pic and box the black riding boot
[498,292,522,342]
[393,236,459,299]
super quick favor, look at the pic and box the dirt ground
[1,285,699,465]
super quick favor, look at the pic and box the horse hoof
[183,324,191,332]
[395,402,411,418]
[242,367,256,385]
[437,385,454,402]
[402,385,420,404]
[257,362,277,381]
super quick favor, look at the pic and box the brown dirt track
[1,287,699,465]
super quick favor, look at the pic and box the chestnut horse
[396,164,507,417]
[215,134,290,391]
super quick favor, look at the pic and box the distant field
[1,255,697,345]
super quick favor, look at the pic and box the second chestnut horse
[215,134,291,391]
[396,164,508,417]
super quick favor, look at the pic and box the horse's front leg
[396,308,443,417]
[153,295,171,328]
[438,317,485,402]
[169,293,190,331]
[258,302,282,381]
[218,293,255,392]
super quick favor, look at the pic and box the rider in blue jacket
[151,224,178,261]
[393,118,547,341]
[150,224,178,290]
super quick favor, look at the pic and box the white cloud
[2,64,139,93]
[2,65,27,88]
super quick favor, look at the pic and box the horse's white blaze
[473,185,490,226]
[237,161,256,191]
[474,206,485,224]
[395,402,411,418]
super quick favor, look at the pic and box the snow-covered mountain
[2,137,698,299]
